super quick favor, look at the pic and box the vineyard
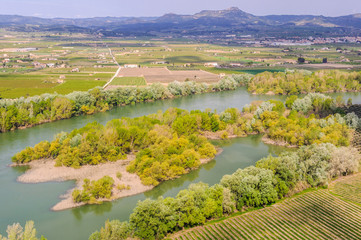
[170,189,361,240]
[330,173,361,205]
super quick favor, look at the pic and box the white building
[124,64,139,68]
[204,62,219,67]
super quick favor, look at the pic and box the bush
[72,176,114,203]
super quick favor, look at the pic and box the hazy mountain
[1,7,361,37]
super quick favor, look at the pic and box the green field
[0,72,111,98]
[110,77,147,86]
[171,186,361,239]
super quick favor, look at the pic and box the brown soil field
[117,67,221,83]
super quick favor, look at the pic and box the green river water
[2,87,361,240]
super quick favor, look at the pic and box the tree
[130,198,177,240]
[51,97,73,120]
[220,166,278,210]
[89,220,130,240]
[297,57,305,64]
[0,221,47,240]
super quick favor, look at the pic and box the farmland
[116,67,221,84]
[170,188,361,240]
[329,173,361,205]
[1,31,361,98]
[110,76,147,86]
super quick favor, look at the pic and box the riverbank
[0,76,243,134]
[14,149,222,211]
[251,89,360,96]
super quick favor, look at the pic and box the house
[204,62,219,67]
[16,48,38,52]
[33,62,46,68]
[71,68,80,72]
[47,63,55,68]
[124,64,139,68]
[152,61,169,65]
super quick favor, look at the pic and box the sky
[1,0,360,18]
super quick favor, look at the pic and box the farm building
[124,64,139,68]
[204,62,219,67]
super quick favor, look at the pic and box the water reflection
[72,201,113,221]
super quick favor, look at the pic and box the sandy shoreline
[16,155,154,211]
[14,151,220,211]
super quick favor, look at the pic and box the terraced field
[170,190,361,240]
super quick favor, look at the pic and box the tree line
[0,75,251,133]
[248,70,361,95]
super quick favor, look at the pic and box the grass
[110,77,147,86]
[170,180,361,240]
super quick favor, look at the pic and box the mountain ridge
[1,7,361,37]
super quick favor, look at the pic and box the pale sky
[0,0,360,18]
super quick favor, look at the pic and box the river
[1,88,361,240]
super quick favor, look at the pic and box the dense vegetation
[0,221,46,240]
[13,109,218,186]
[13,94,360,189]
[248,70,361,95]
[0,75,247,133]
[91,142,361,240]
[72,176,114,204]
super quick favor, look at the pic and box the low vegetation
[0,221,46,240]
[110,77,146,86]
[248,69,361,95]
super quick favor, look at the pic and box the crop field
[110,77,146,86]
[329,173,361,205]
[117,67,220,83]
[0,72,111,98]
[170,189,361,240]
